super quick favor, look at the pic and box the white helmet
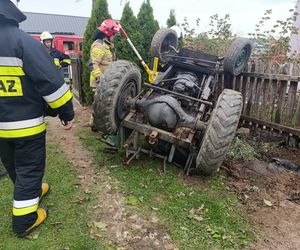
[170,25,182,39]
[40,31,53,42]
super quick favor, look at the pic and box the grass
[78,129,254,250]
[0,144,103,250]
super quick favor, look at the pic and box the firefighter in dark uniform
[0,0,74,237]
[40,31,71,69]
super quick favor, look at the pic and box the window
[63,41,74,51]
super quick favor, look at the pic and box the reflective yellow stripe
[104,50,111,56]
[0,123,46,138]
[62,59,71,64]
[91,68,101,76]
[54,58,60,67]
[90,74,96,81]
[0,66,25,76]
[13,204,38,216]
[91,48,111,57]
[0,76,23,97]
[48,89,72,109]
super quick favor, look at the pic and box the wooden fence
[220,61,300,138]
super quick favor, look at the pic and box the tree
[82,0,111,104]
[113,2,143,66]
[137,0,159,74]
[181,15,235,56]
[248,9,298,63]
[166,9,177,27]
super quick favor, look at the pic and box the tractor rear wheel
[196,89,243,176]
[92,60,141,135]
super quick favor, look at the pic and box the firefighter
[89,19,119,129]
[89,19,119,91]
[40,31,71,69]
[0,0,74,237]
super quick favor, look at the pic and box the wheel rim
[234,45,251,72]
[161,34,178,61]
[116,80,138,123]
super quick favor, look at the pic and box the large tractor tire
[223,38,252,76]
[196,89,243,176]
[92,60,141,135]
[150,28,178,64]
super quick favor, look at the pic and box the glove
[58,100,75,125]
[59,110,74,125]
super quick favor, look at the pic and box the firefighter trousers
[0,135,46,235]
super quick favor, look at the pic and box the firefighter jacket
[0,22,74,141]
[90,39,114,88]
[48,47,71,68]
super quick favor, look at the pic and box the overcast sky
[18,0,298,36]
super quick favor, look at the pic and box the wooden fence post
[286,81,298,126]
[275,79,288,124]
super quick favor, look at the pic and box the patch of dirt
[46,102,175,250]
[225,145,300,250]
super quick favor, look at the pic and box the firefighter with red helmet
[89,19,119,90]
[0,0,74,237]
[40,31,71,68]
[89,19,120,128]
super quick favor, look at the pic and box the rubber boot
[40,182,50,200]
[16,208,48,238]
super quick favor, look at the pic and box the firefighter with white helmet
[40,31,71,68]
[40,31,53,42]
[0,0,74,237]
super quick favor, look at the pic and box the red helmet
[98,19,120,37]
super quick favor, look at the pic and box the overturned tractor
[92,27,252,176]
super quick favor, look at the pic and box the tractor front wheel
[150,28,178,64]
[223,38,252,76]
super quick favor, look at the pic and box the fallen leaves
[187,204,207,222]
[72,196,90,204]
[94,221,107,230]
[263,198,273,207]
[125,195,144,206]
[25,232,39,240]
[89,221,108,240]
[50,221,64,230]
